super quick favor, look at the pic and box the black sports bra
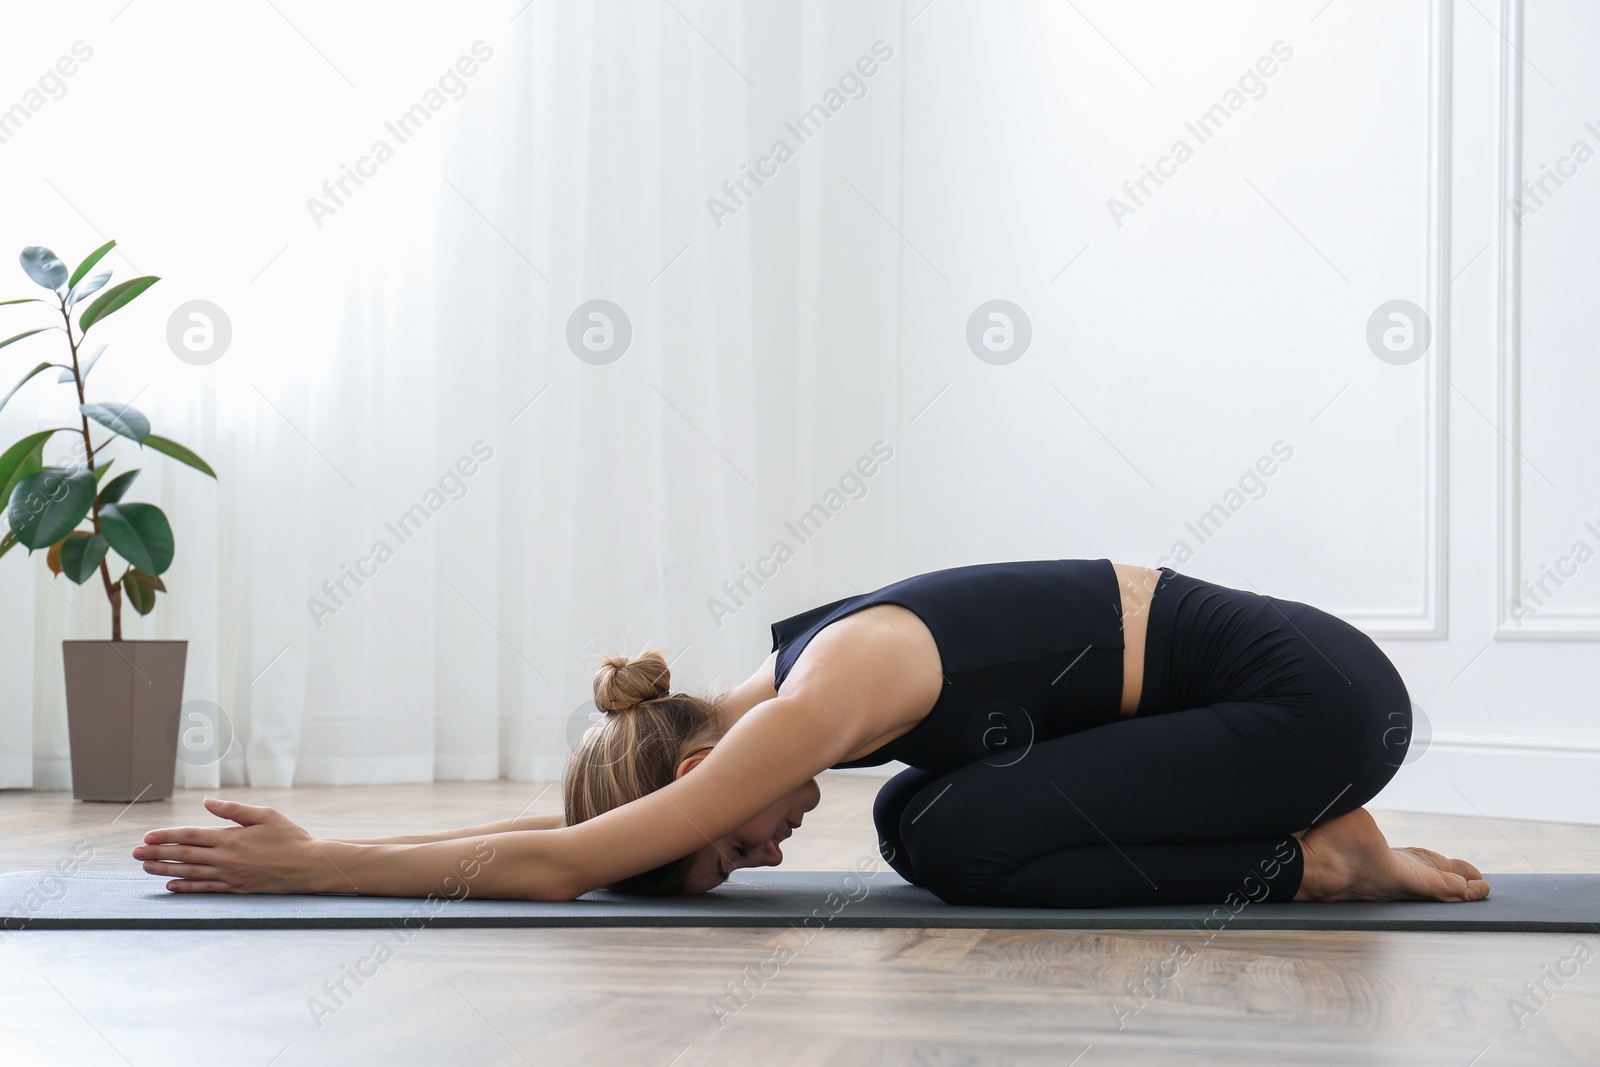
[768,559,1127,776]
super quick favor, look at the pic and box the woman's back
[769,559,1130,776]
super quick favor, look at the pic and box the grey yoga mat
[2,869,1596,932]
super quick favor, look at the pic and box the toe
[1410,846,1453,869]
[1395,848,1479,902]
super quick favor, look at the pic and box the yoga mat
[2,869,1595,932]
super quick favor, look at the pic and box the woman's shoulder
[774,603,944,740]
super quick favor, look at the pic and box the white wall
[1387,0,1600,823]
[865,0,1598,824]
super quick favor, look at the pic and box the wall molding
[1345,0,1452,641]
[1375,742,1600,825]
[1492,0,1600,640]
[1430,729,1600,756]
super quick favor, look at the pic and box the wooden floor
[1,776,1597,1066]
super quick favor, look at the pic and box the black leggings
[873,567,1413,907]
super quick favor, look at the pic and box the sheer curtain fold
[2,1,903,791]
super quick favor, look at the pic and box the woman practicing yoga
[135,559,1489,907]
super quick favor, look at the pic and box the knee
[1368,694,1414,773]
[919,874,995,907]
[895,782,1006,905]
[872,767,937,883]
[1343,683,1414,810]
[1345,641,1417,777]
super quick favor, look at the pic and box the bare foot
[1292,807,1491,903]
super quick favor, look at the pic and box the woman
[135,559,1489,907]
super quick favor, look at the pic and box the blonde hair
[562,649,725,894]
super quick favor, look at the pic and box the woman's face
[678,771,822,894]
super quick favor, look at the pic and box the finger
[165,880,238,893]
[134,844,216,863]
[204,796,275,827]
[143,826,228,847]
[142,860,223,879]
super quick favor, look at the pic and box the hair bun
[593,650,672,713]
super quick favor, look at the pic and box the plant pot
[62,640,188,803]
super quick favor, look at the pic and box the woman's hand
[134,796,337,894]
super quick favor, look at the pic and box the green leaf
[0,429,60,512]
[92,458,115,485]
[66,269,111,308]
[0,298,45,308]
[60,531,108,584]
[0,529,16,560]
[121,567,165,616]
[82,342,108,380]
[59,342,107,384]
[81,402,150,443]
[68,240,116,290]
[141,433,216,478]
[98,501,173,575]
[0,362,53,417]
[122,568,157,615]
[78,276,158,333]
[96,468,139,505]
[2,445,46,517]
[19,247,67,292]
[46,530,96,577]
[125,567,165,593]
[0,327,51,352]
[6,467,96,549]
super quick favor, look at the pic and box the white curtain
[0,1,903,789]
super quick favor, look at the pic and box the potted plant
[0,242,216,802]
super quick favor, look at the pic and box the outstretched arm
[331,812,565,845]
[136,797,581,900]
[138,690,870,899]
